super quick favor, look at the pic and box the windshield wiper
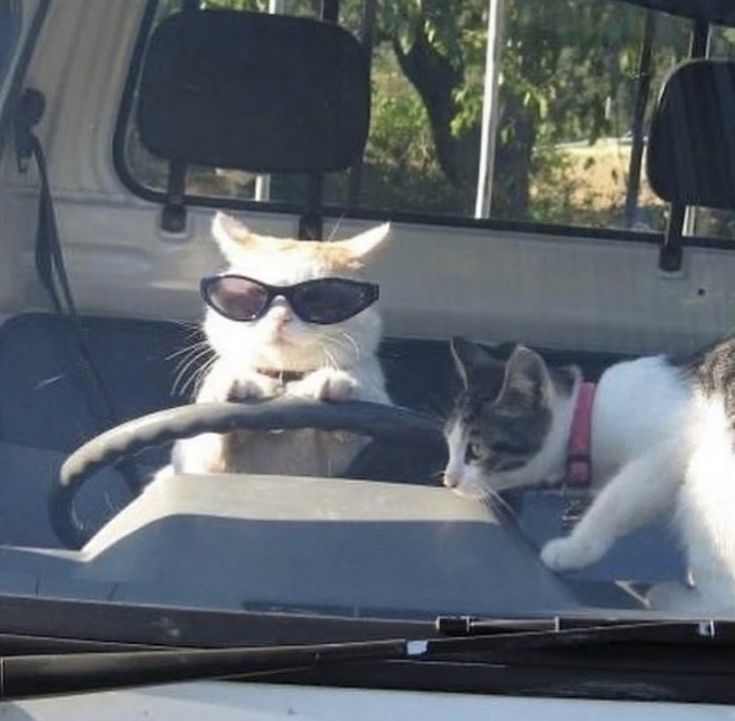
[433,614,720,637]
[1,618,729,700]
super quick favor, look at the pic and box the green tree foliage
[343,0,692,222]
[344,0,693,222]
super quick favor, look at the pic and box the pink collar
[566,382,596,486]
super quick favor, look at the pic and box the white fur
[659,394,735,612]
[165,214,391,479]
[540,356,691,577]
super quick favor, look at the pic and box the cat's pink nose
[273,308,293,327]
[443,473,460,489]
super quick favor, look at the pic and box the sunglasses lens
[204,276,269,321]
[293,280,376,324]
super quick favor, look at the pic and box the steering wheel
[49,399,446,549]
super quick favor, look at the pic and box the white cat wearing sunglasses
[164,212,392,479]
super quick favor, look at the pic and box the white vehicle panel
[5,682,733,721]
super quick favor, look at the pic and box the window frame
[112,0,735,253]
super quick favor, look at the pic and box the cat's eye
[490,441,528,456]
[464,442,481,463]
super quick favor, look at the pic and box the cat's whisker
[322,333,359,366]
[323,335,348,357]
[480,489,520,525]
[322,347,339,371]
[182,328,205,341]
[169,344,212,371]
[177,322,204,337]
[188,355,219,399]
[172,347,214,396]
[326,212,347,242]
[180,359,213,400]
[172,351,206,388]
[167,340,210,362]
[153,315,203,337]
[171,346,212,380]
[339,331,361,362]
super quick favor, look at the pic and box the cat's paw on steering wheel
[231,373,283,401]
[288,368,359,402]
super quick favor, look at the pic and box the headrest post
[161,159,187,234]
[320,0,339,23]
[295,0,340,240]
[623,10,655,229]
[14,88,45,174]
[688,17,710,59]
[298,173,324,240]
[659,203,684,273]
[647,59,735,269]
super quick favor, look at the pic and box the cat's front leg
[173,363,281,474]
[172,433,227,474]
[288,367,359,402]
[541,444,681,573]
[540,524,612,572]
[197,364,282,404]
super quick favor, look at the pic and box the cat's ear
[211,212,265,262]
[496,345,551,409]
[332,223,391,266]
[450,337,507,394]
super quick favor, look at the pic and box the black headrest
[615,0,735,25]
[136,10,370,173]
[647,59,735,210]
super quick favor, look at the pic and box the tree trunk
[393,30,467,187]
[492,93,535,218]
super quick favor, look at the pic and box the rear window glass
[118,0,735,240]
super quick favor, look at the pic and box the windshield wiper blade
[0,619,728,700]
[434,614,716,637]
[0,638,410,700]
[430,618,724,651]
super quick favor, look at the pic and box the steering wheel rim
[50,399,446,549]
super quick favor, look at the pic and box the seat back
[647,59,735,269]
[135,9,371,237]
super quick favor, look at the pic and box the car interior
[1,0,735,621]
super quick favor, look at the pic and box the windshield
[2,0,735,654]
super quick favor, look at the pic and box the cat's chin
[449,483,491,501]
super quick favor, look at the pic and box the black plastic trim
[1,597,735,704]
[113,0,735,253]
[0,595,433,648]
[264,655,735,706]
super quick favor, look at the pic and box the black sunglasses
[200,274,380,325]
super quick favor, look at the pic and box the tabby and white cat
[169,212,391,478]
[443,335,735,612]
